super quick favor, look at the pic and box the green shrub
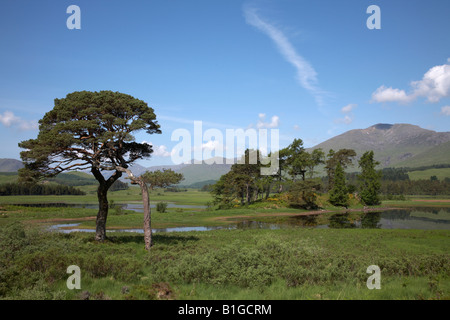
[156,202,168,213]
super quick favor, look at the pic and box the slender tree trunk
[95,183,109,241]
[116,166,152,250]
[265,183,271,199]
[139,180,152,250]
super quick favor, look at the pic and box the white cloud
[293,124,301,131]
[193,140,224,152]
[341,103,357,113]
[142,141,172,157]
[334,115,353,125]
[244,6,325,105]
[0,111,38,131]
[256,113,280,129]
[335,103,356,125]
[371,86,412,104]
[372,59,450,104]
[441,106,450,116]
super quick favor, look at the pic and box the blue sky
[1,0,449,167]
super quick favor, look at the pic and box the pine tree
[328,162,350,208]
[358,151,382,205]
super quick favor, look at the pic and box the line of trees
[0,182,86,196]
[346,167,450,195]
[210,138,382,209]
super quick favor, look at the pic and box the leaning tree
[18,91,161,246]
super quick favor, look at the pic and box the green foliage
[0,222,144,299]
[380,180,450,196]
[381,168,410,181]
[49,172,97,186]
[156,202,168,213]
[0,182,86,196]
[109,180,129,192]
[325,149,357,190]
[328,163,350,208]
[358,151,382,206]
[287,180,321,209]
[17,91,162,240]
[211,149,263,207]
[19,91,161,181]
[0,220,449,299]
[141,169,184,190]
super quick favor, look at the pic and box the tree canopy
[18,91,161,242]
[141,169,184,190]
[358,151,382,205]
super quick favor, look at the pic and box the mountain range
[308,123,450,168]
[1,123,449,186]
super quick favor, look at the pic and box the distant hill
[2,123,448,184]
[309,123,450,168]
[142,158,233,186]
[0,159,24,172]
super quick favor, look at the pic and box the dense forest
[0,183,86,196]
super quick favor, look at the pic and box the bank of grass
[0,222,448,300]
[0,187,213,206]
[408,168,450,181]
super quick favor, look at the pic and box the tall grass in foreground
[0,222,448,300]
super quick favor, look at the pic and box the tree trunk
[95,183,109,241]
[265,183,271,199]
[92,167,122,242]
[115,166,152,250]
[139,180,152,250]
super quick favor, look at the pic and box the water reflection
[325,212,382,229]
[32,205,450,233]
[361,212,382,229]
[328,213,357,229]
[293,215,319,227]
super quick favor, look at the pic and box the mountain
[0,159,24,172]
[309,123,450,168]
[143,158,232,186]
[2,123,448,184]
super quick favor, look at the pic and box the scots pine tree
[328,162,350,208]
[358,151,382,205]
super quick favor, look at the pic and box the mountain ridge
[308,123,450,167]
[1,123,449,184]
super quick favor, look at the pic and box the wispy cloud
[372,59,450,104]
[256,113,280,129]
[244,6,326,105]
[142,141,172,157]
[341,103,357,113]
[334,103,357,125]
[0,111,38,131]
[441,106,450,116]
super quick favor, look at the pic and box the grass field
[0,186,213,206]
[1,182,449,300]
[408,168,450,181]
[0,222,448,300]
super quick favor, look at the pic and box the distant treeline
[402,164,450,172]
[345,167,450,195]
[109,180,129,191]
[0,183,86,196]
[379,180,450,196]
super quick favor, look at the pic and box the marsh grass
[1,221,447,300]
